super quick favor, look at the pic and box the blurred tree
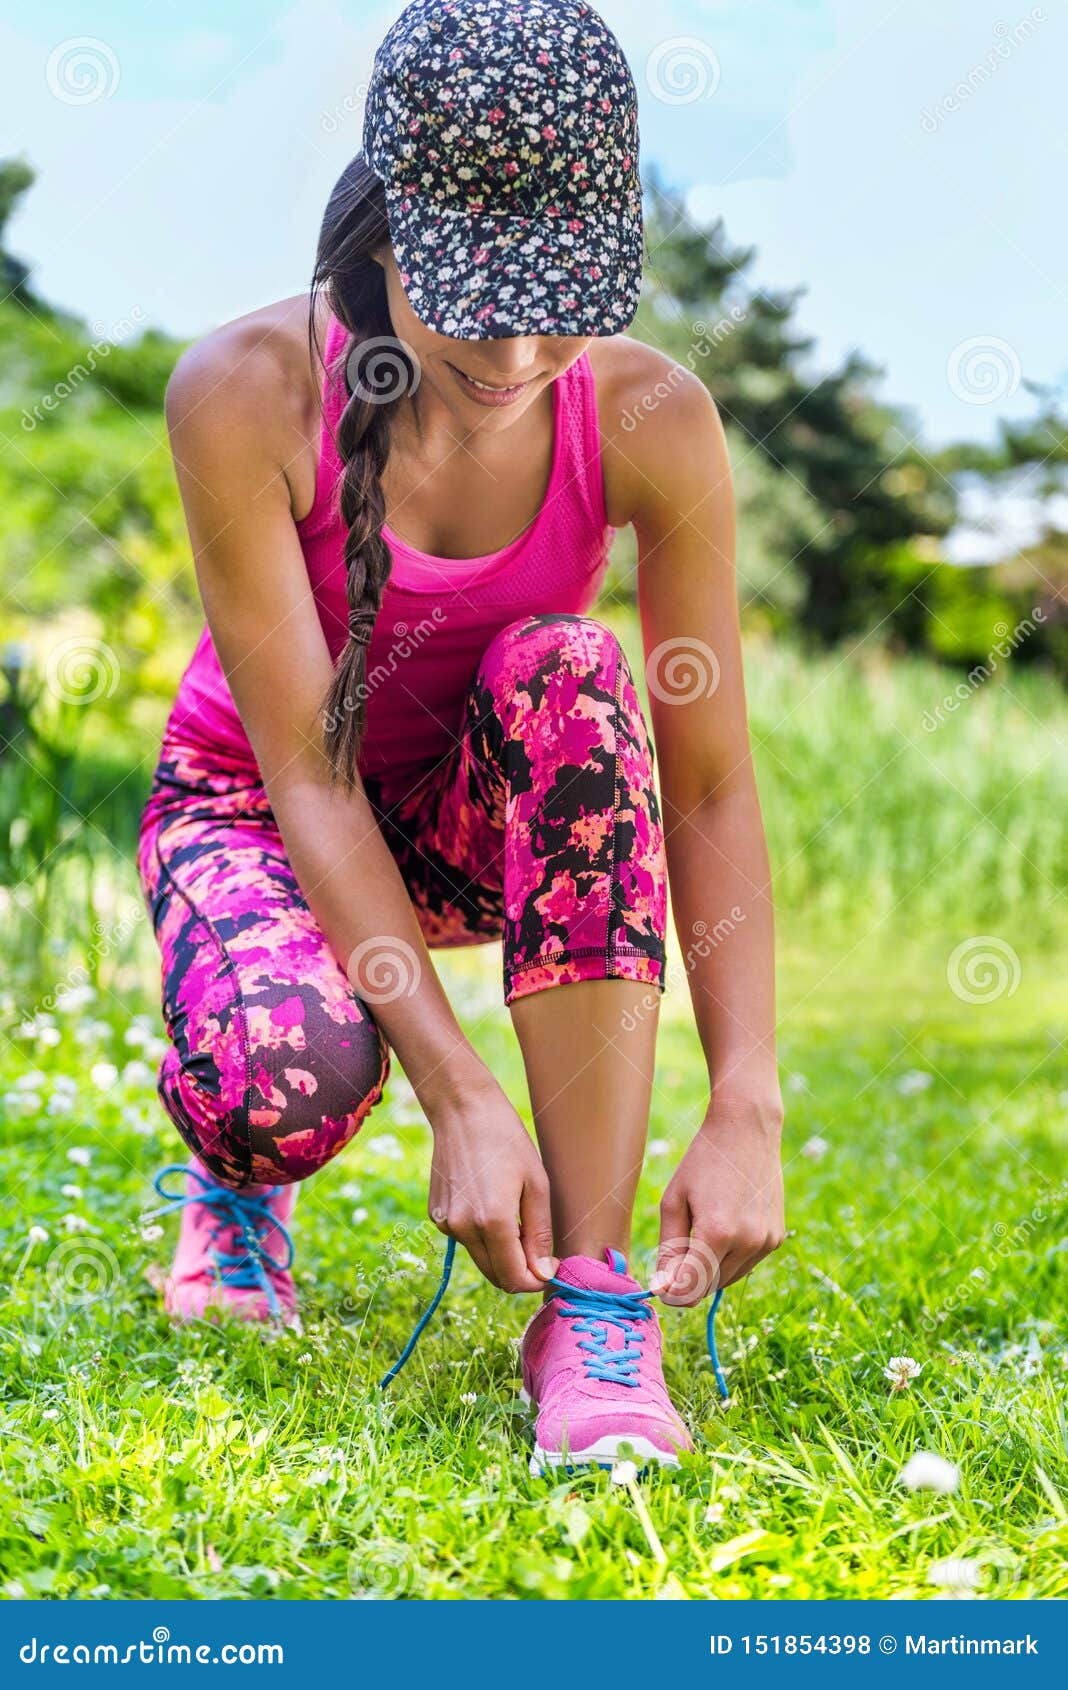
[0,157,36,302]
[0,158,194,748]
[636,177,957,642]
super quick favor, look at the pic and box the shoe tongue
[555,1249,642,1295]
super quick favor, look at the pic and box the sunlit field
[2,632,1066,1600]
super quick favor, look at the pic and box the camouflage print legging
[138,615,667,1189]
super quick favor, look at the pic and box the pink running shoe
[148,1160,299,1328]
[521,1248,693,1474]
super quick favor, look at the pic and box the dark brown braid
[310,154,415,786]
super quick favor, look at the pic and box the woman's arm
[604,349,785,1305]
[164,320,553,1293]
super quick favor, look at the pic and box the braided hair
[310,155,417,786]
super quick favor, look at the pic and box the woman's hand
[425,1065,556,1294]
[653,1092,785,1306]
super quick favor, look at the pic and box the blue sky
[1,0,1062,446]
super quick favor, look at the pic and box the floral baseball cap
[362,0,643,340]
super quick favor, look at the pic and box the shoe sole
[519,1388,684,1477]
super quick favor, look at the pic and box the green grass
[1,630,1066,1600]
[0,920,1065,1602]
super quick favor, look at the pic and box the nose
[472,337,540,382]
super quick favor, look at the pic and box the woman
[141,0,785,1472]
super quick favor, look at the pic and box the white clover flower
[884,1355,923,1392]
[62,1213,90,1234]
[460,1391,477,1406]
[90,1062,118,1090]
[802,1135,830,1161]
[37,1026,61,1048]
[27,1225,49,1245]
[140,1224,164,1243]
[67,1147,91,1167]
[897,1070,933,1095]
[364,1134,404,1161]
[703,1501,724,1524]
[610,1459,639,1486]
[899,1451,960,1493]
[60,1184,82,1200]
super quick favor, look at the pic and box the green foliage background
[1,161,1066,1605]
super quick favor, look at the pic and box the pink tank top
[166,312,614,786]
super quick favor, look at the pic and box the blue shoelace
[148,1164,729,1396]
[147,1163,295,1320]
[379,1241,730,1401]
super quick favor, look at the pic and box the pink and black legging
[138,616,667,1190]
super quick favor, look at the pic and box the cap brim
[384,193,643,341]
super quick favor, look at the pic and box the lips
[446,361,535,408]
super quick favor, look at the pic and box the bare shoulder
[165,295,321,512]
[586,334,728,529]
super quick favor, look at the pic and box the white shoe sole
[519,1388,684,1476]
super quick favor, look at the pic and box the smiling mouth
[446,361,536,405]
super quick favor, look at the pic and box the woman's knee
[483,613,622,680]
[477,616,629,730]
[158,995,389,1189]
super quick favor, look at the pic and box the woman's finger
[717,1240,771,1289]
[652,1193,691,1293]
[657,1237,723,1306]
[459,1230,497,1288]
[481,1218,543,1294]
[519,1178,557,1283]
